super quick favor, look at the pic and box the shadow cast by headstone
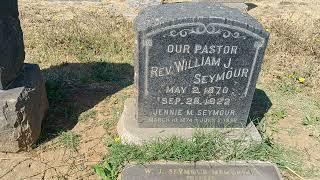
[248,89,272,127]
[245,3,258,11]
[35,62,133,146]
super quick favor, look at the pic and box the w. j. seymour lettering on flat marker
[121,162,282,180]
[135,2,269,128]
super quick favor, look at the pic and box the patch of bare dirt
[0,124,105,179]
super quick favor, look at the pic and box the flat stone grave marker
[135,2,269,128]
[121,161,282,180]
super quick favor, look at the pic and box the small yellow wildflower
[298,77,305,84]
[114,137,121,144]
[266,28,270,32]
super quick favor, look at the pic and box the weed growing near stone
[78,109,98,122]
[303,115,320,126]
[303,115,320,141]
[58,131,81,150]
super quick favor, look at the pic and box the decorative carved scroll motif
[163,23,246,39]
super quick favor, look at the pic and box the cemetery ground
[0,0,319,179]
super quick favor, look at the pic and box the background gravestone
[0,17,25,89]
[0,0,48,152]
[0,0,19,18]
[135,3,269,128]
[0,0,25,90]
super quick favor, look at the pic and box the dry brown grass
[250,0,320,97]
[21,1,134,68]
[260,15,320,95]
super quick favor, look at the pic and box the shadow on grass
[36,61,133,145]
[248,89,272,126]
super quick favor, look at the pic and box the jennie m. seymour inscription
[135,3,269,128]
[121,161,282,180]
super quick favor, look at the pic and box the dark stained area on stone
[121,162,282,180]
[135,3,269,128]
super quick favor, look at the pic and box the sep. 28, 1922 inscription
[136,3,269,128]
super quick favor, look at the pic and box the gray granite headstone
[121,161,282,180]
[135,3,269,128]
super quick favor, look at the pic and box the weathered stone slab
[0,16,25,89]
[134,3,269,128]
[117,98,262,145]
[0,64,48,152]
[121,161,282,180]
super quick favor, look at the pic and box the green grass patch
[277,80,300,95]
[94,132,306,180]
[271,108,287,122]
[303,115,320,141]
[78,109,98,122]
[58,131,81,150]
[303,115,320,126]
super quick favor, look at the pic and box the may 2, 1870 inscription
[135,3,269,128]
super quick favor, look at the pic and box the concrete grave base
[117,98,262,145]
[0,64,48,152]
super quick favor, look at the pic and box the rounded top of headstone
[0,0,19,18]
[134,2,267,37]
